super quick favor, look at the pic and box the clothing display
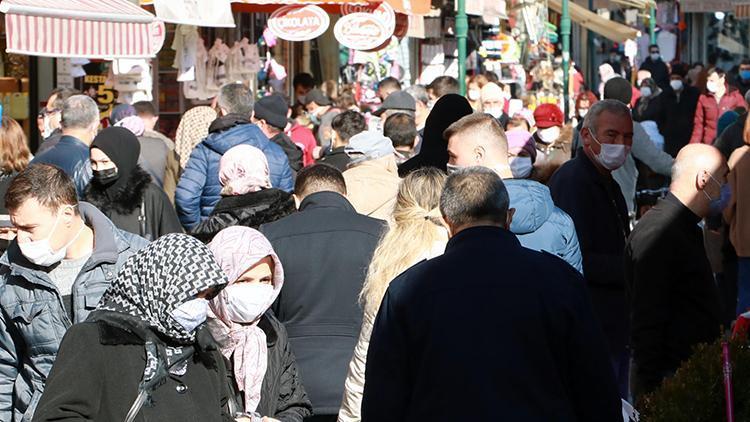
[108,59,153,104]
[419,43,445,84]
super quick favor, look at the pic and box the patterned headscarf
[219,145,272,196]
[208,227,284,412]
[98,233,228,345]
[175,106,217,169]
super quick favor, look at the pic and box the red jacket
[690,87,745,144]
[287,123,317,167]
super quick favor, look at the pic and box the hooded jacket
[505,179,583,273]
[690,87,745,145]
[398,94,473,177]
[175,115,294,229]
[0,203,147,421]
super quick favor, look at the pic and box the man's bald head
[671,144,728,218]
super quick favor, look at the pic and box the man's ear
[505,208,516,230]
[293,194,302,209]
[696,170,710,192]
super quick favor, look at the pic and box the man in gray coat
[0,164,148,421]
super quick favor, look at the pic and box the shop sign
[341,2,396,34]
[268,5,330,42]
[335,13,391,51]
[680,0,732,13]
[82,75,116,122]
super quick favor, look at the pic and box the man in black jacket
[317,111,365,172]
[663,67,701,158]
[548,99,634,398]
[640,45,670,91]
[362,167,620,421]
[253,94,304,174]
[260,164,383,421]
[625,144,725,401]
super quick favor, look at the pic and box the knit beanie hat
[254,95,289,130]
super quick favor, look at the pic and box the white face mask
[485,108,503,119]
[171,298,210,333]
[578,108,589,118]
[509,156,533,179]
[588,128,630,170]
[706,81,718,93]
[640,87,653,97]
[446,163,464,175]
[670,80,684,92]
[223,283,275,324]
[42,115,56,138]
[537,126,561,144]
[650,53,660,61]
[468,90,480,101]
[19,206,83,267]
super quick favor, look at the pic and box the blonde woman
[338,168,449,422]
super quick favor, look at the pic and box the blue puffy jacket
[30,135,92,198]
[506,178,583,273]
[175,120,294,229]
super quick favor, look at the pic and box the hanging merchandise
[152,0,235,28]
[268,5,330,42]
[206,38,231,92]
[419,43,445,84]
[171,25,200,82]
[109,59,153,104]
[183,39,211,100]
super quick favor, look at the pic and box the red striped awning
[0,0,166,59]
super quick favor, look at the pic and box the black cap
[373,91,416,116]
[254,94,289,130]
[303,89,331,106]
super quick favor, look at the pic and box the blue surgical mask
[741,70,750,81]
[704,175,731,216]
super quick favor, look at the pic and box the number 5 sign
[83,75,116,121]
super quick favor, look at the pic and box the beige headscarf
[175,106,217,169]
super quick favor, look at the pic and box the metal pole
[457,0,468,95]
[588,0,594,90]
[561,0,571,120]
[650,4,657,45]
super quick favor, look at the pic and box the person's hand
[262,418,281,422]
[235,418,253,422]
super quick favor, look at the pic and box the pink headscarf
[219,145,272,196]
[208,226,284,412]
[114,115,145,137]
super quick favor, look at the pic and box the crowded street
[0,0,746,421]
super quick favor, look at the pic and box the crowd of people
[0,52,746,420]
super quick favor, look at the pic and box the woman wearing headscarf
[339,168,449,421]
[397,94,473,177]
[207,226,312,422]
[34,234,232,421]
[633,77,669,139]
[176,106,218,169]
[84,127,182,241]
[191,145,295,243]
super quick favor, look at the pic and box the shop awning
[0,0,165,59]
[548,0,640,43]
[141,0,429,16]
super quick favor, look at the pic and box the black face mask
[93,167,119,186]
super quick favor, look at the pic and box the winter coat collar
[203,118,268,156]
[505,179,554,234]
[446,226,521,252]
[214,188,293,214]
[298,191,356,213]
[1,202,128,284]
[84,166,151,215]
[209,113,250,134]
[661,193,701,228]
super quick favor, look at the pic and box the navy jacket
[549,151,631,355]
[176,116,294,229]
[362,227,621,421]
[260,192,383,416]
[30,135,91,198]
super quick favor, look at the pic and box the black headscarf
[398,94,473,177]
[90,127,141,200]
[97,233,228,345]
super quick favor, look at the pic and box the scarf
[219,145,272,196]
[208,227,284,412]
[175,106,217,168]
[98,233,228,345]
[90,127,142,202]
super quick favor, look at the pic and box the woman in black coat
[207,226,312,422]
[84,127,183,241]
[34,234,232,421]
[191,145,295,243]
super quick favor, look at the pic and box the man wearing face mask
[480,82,509,129]
[532,103,564,161]
[0,164,147,420]
[548,99,634,399]
[445,113,582,272]
[663,66,700,158]
[252,94,304,174]
[691,67,745,145]
[625,144,725,402]
[36,88,81,155]
[362,167,620,421]
[304,89,341,150]
[734,59,750,96]
[31,95,100,198]
[639,45,670,91]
